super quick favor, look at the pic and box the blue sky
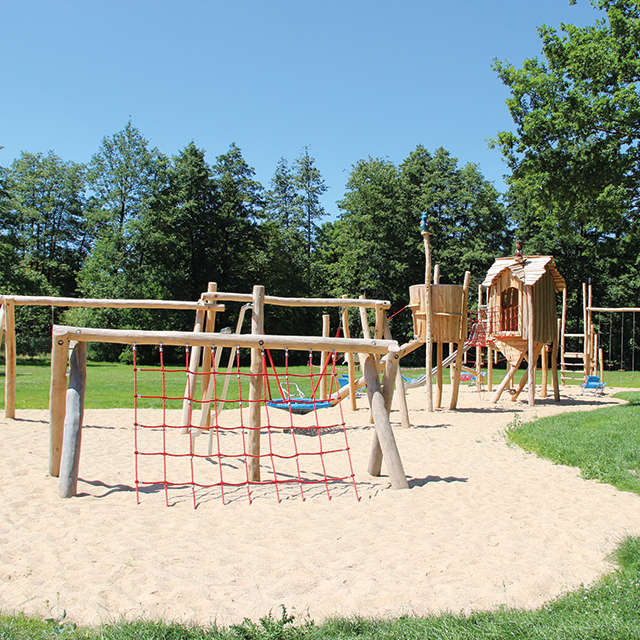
[1,0,600,219]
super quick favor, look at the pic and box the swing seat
[581,376,606,396]
[266,397,333,415]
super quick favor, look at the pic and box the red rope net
[133,343,360,507]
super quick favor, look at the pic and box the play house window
[500,287,519,332]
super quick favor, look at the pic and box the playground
[2,381,640,625]
[2,243,640,627]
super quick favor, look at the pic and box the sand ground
[1,383,639,627]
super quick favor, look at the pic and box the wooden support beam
[552,319,561,402]
[248,285,265,483]
[181,307,206,428]
[363,349,408,490]
[49,332,69,477]
[527,285,536,406]
[320,314,330,401]
[4,298,16,419]
[449,271,471,410]
[342,296,358,411]
[58,341,86,498]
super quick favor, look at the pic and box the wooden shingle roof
[482,256,566,291]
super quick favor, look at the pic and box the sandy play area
[2,383,640,627]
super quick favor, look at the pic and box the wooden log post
[541,344,549,398]
[487,345,493,392]
[561,287,567,386]
[181,307,206,429]
[248,285,265,483]
[4,298,16,419]
[320,314,330,401]
[58,341,87,498]
[363,347,408,490]
[0,304,5,352]
[381,314,410,429]
[423,228,433,413]
[552,318,561,402]
[527,285,536,406]
[341,297,357,411]
[449,271,471,410]
[199,283,218,430]
[49,332,70,477]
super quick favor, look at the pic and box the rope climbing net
[132,343,360,507]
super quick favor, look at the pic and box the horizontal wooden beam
[52,325,397,355]
[2,295,224,312]
[201,292,391,309]
[587,306,640,313]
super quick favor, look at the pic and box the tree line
[1,0,639,367]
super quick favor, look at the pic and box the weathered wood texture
[51,325,396,354]
[58,342,86,498]
[248,285,265,482]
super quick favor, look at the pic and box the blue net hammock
[266,396,333,415]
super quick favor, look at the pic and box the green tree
[5,151,87,295]
[293,147,327,292]
[210,143,264,292]
[493,0,640,233]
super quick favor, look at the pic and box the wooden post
[582,282,590,381]
[552,318,561,401]
[181,307,206,428]
[199,283,218,429]
[527,285,536,406]
[599,347,604,381]
[4,298,16,419]
[363,349,408,490]
[561,287,567,386]
[541,344,548,398]
[487,345,493,392]
[320,314,330,400]
[423,227,433,413]
[342,296,357,411]
[436,342,443,408]
[58,341,86,498]
[449,271,470,409]
[0,304,5,352]
[381,315,410,429]
[248,285,265,483]
[49,332,69,477]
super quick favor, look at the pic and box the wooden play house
[482,249,565,405]
[408,272,471,410]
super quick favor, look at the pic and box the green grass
[506,390,640,495]
[1,536,640,638]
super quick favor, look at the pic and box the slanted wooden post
[58,341,86,498]
[527,285,536,406]
[364,347,408,490]
[181,307,206,428]
[491,353,525,403]
[4,298,16,419]
[49,330,69,476]
[342,296,357,411]
[248,285,265,482]
[199,283,218,428]
[381,314,410,429]
[320,314,330,400]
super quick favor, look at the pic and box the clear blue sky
[1,0,600,219]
